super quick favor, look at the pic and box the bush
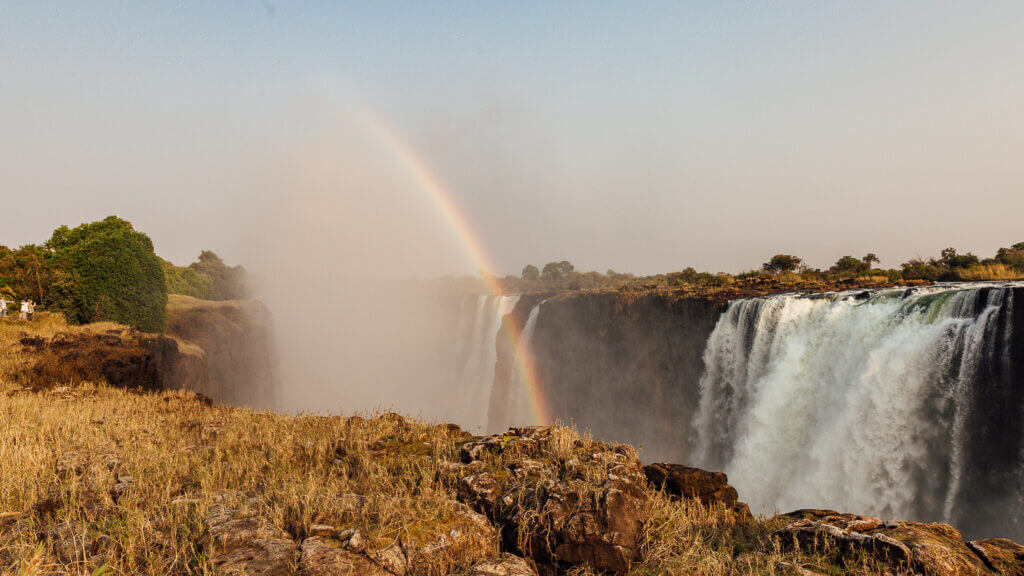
[47,216,168,332]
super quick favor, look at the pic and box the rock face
[489,292,724,461]
[643,462,749,517]
[969,539,1024,576]
[775,509,1024,576]
[14,295,278,407]
[15,329,202,392]
[164,295,278,407]
[450,426,648,574]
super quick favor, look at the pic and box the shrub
[47,216,168,332]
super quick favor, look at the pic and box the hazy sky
[3,2,1023,274]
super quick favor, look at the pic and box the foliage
[0,244,53,304]
[0,218,247,331]
[830,256,870,275]
[46,216,168,332]
[995,243,1024,269]
[762,254,803,273]
[162,251,247,301]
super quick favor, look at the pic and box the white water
[449,294,519,433]
[694,283,1022,526]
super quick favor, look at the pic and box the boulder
[466,554,539,576]
[299,536,389,576]
[300,492,497,575]
[643,462,750,518]
[776,510,999,576]
[968,538,1024,575]
[201,492,297,576]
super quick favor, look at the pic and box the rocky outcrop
[775,509,1024,576]
[201,489,500,576]
[969,539,1024,575]
[448,426,648,574]
[464,554,539,576]
[164,295,278,407]
[643,462,751,518]
[202,492,297,576]
[13,295,278,407]
[15,329,203,391]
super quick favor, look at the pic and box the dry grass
[955,263,1024,281]
[1,320,914,576]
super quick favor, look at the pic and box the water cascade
[694,283,1023,539]
[448,294,519,433]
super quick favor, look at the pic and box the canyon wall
[163,294,279,407]
[488,290,726,462]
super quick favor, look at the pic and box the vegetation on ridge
[443,243,1024,295]
[0,216,247,332]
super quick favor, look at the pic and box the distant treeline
[0,216,247,332]
[439,243,1024,294]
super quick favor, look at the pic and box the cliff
[4,295,278,408]
[164,295,278,407]
[490,291,724,462]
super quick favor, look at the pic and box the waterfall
[484,299,544,433]
[694,283,1023,534]
[449,294,519,433]
[508,301,543,426]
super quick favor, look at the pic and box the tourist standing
[27,300,35,321]
[0,297,7,319]
[19,300,29,321]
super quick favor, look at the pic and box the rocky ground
[2,315,1023,575]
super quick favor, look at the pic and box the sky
[2,1,1023,275]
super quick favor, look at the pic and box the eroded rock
[201,491,297,576]
[776,510,997,576]
[969,538,1024,575]
[466,554,539,576]
[452,426,646,574]
[643,462,751,518]
[299,536,389,576]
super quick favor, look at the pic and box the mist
[238,113,490,422]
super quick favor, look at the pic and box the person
[27,300,35,321]
[0,297,8,319]
[19,300,29,321]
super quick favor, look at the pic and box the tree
[762,254,803,273]
[187,251,247,300]
[830,256,868,275]
[938,248,979,269]
[541,261,575,287]
[862,253,880,267]
[47,216,168,332]
[521,264,540,283]
[996,244,1024,270]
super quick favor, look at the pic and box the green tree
[938,248,979,269]
[995,243,1024,270]
[830,256,869,275]
[541,261,575,287]
[521,264,540,284]
[47,216,168,332]
[862,253,880,268]
[762,254,803,273]
[187,251,247,300]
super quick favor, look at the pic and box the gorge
[442,283,1024,541]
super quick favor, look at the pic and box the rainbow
[360,109,553,426]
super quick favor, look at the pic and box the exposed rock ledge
[13,295,278,407]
